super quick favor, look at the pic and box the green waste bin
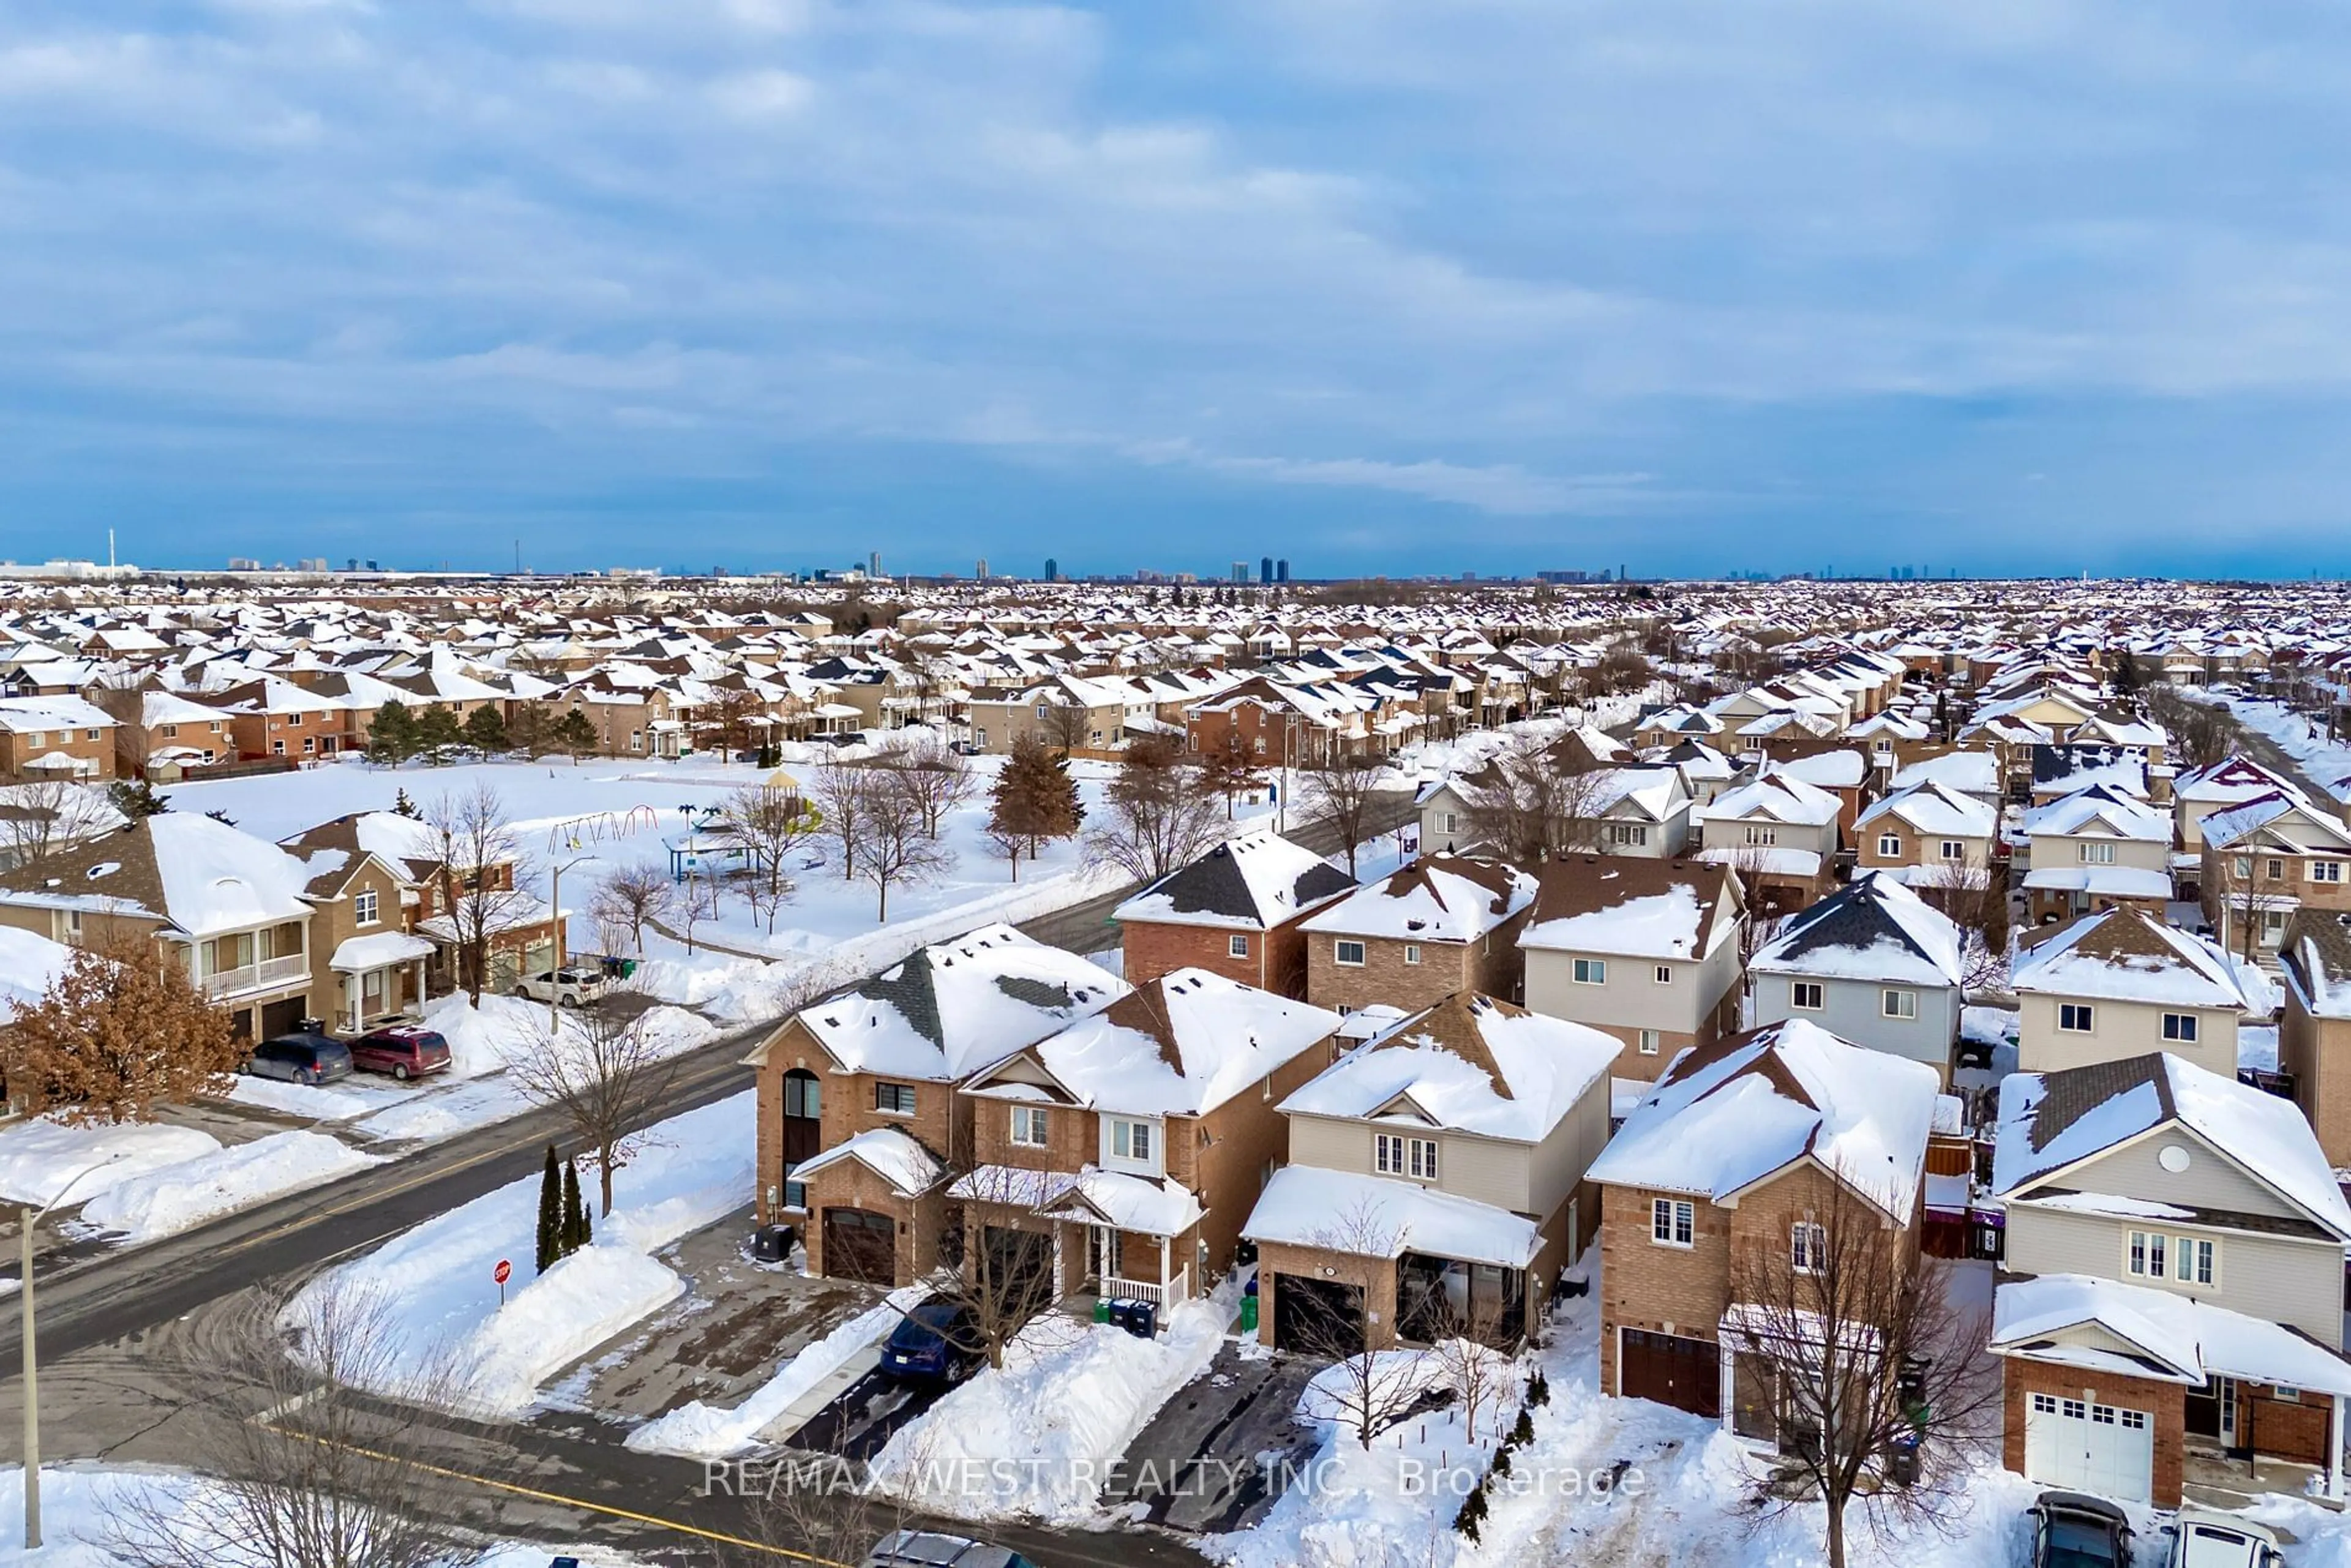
[619,958,638,978]
[1239,1295,1259,1334]
[1093,1298,1112,1325]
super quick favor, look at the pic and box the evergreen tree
[2113,647,2143,697]
[561,1157,587,1254]
[555,707,601,762]
[367,700,417,765]
[506,702,549,759]
[460,703,509,756]
[536,1144,562,1275]
[392,786,421,819]
[411,703,462,762]
[107,778,170,819]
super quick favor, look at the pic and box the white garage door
[2023,1392,2153,1502]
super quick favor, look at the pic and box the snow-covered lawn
[283,1090,756,1417]
[0,1119,220,1209]
[0,1465,649,1567]
[866,1286,1235,1524]
[77,1132,377,1244]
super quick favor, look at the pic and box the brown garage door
[1620,1329,1720,1418]
[1272,1274,1365,1357]
[261,996,310,1038]
[822,1208,896,1285]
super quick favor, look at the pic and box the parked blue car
[880,1300,980,1381]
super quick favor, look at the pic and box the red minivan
[347,1025,453,1081]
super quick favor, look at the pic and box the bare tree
[0,776,119,872]
[884,736,977,839]
[1036,700,1090,756]
[855,772,955,921]
[507,986,680,1216]
[590,861,674,956]
[1430,1322,1515,1445]
[2145,682,2230,770]
[716,782,822,934]
[1297,750,1388,877]
[1723,1179,1999,1568]
[1913,860,2010,989]
[1462,732,1617,863]
[424,782,534,1003]
[935,1165,1078,1371]
[1719,842,1789,967]
[677,872,718,955]
[2207,849,2295,963]
[94,1280,481,1568]
[1292,1199,1437,1450]
[1083,732,1224,885]
[809,752,870,883]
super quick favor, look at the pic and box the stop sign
[493,1259,512,1286]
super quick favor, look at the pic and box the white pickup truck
[512,966,610,1007]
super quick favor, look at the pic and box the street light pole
[23,1155,121,1550]
[547,853,590,1029]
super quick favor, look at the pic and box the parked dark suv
[242,1033,354,1086]
[880,1300,981,1382]
[347,1025,452,1081]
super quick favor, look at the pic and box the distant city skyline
[6,4,2351,578]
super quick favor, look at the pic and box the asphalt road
[0,791,1418,1563]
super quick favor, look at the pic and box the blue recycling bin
[1127,1300,1158,1338]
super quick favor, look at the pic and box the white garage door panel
[2023,1392,2153,1503]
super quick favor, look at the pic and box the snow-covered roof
[2022,784,2171,842]
[1692,768,1843,829]
[1240,1164,1542,1269]
[1855,779,1997,840]
[1588,1018,1940,1221]
[0,925,75,1021]
[793,1127,947,1198]
[2281,909,2351,1022]
[1299,855,1533,943]
[1517,856,1739,962]
[1888,749,2000,798]
[1992,1275,2351,1395]
[2009,907,2247,1011]
[1749,872,1967,988]
[1993,1052,2351,1239]
[328,930,437,972]
[1113,830,1355,932]
[1280,991,1619,1142]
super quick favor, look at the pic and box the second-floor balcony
[200,951,309,999]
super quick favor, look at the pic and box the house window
[2268,858,2287,881]
[1876,833,1902,858]
[2059,1003,2095,1033]
[2077,842,2117,864]
[873,1082,917,1116]
[1009,1106,1049,1147]
[781,1179,808,1211]
[1374,1133,1439,1180]
[1229,934,1250,959]
[1335,940,1367,967]
[2233,856,2252,878]
[2313,861,2345,883]
[973,729,988,749]
[2161,1012,2198,1043]
[1651,1198,1695,1248]
[1441,812,1459,833]
[1606,823,1648,847]
[287,713,302,727]
[271,739,285,756]
[1654,964,1674,985]
[1403,943,1421,966]
[1791,981,1824,1011]
[1637,1028,1661,1056]
[1791,1222,1827,1275]
[353,890,379,926]
[1111,1119,1153,1163]
[1940,840,1965,861]
[1881,988,1918,1021]
[2129,1231,2216,1288]
[1572,958,1607,985]
[162,724,178,739]
[1744,825,1778,847]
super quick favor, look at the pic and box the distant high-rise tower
[1260,555,1273,585]
[1231,561,1249,583]
[976,558,989,579]
[1276,558,1289,583]
[1044,557,1059,582]
[869,550,882,577]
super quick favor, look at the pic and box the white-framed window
[1637,1028,1661,1056]
[2268,858,2288,881]
[1111,1119,1154,1163]
[2077,841,2117,864]
[1791,1221,1827,1275]
[2233,855,2252,878]
[1334,939,1367,967]
[1791,980,1824,1011]
[1940,839,1965,861]
[1606,822,1648,847]
[1009,1106,1049,1147]
[1654,964,1674,985]
[1403,943,1421,966]
[1374,1133,1439,1180]
[2060,1002,2095,1033]
[2313,860,2345,883]
[2161,1012,2199,1043]
[1651,1197,1695,1248]
[1441,811,1459,833]
[874,1081,917,1116]
[1572,958,1607,985]
[1744,824,1778,847]
[1229,934,1250,959]
[1876,833,1902,858]
[353,889,379,926]
[2129,1230,2216,1288]
[1881,988,1918,1020]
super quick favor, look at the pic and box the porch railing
[1100,1265,1191,1310]
[200,952,309,999]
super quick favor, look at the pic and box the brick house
[279,825,439,1033]
[2199,791,2351,960]
[211,677,358,762]
[1517,856,1745,1080]
[0,694,118,781]
[950,969,1341,1310]
[2011,907,2249,1078]
[1851,779,1999,886]
[2278,909,2351,1166]
[1989,1053,2351,1503]
[1299,855,1535,1013]
[1114,831,1355,996]
[1242,991,1621,1352]
[741,925,1128,1285]
[1584,1019,1938,1448]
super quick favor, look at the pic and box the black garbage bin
[1126,1300,1157,1338]
[752,1224,794,1263]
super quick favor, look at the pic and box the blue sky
[5,2,2351,579]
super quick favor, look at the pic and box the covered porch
[328,930,434,1033]
[950,1164,1205,1320]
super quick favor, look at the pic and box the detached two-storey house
[742,925,1128,1285]
[1990,1053,2351,1504]
[1851,781,1998,885]
[2199,791,2351,961]
[1749,873,1968,1082]
[1692,767,1842,920]
[2011,907,2250,1078]
[2020,784,2174,926]
[1586,1019,1938,1444]
[1517,856,1745,1081]
[1299,855,1535,1013]
[951,969,1340,1312]
[2278,909,2351,1165]
[1242,991,1621,1352]
[1114,831,1355,997]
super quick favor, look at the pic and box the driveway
[1103,1343,1326,1534]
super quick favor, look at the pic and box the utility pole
[22,1157,121,1549]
